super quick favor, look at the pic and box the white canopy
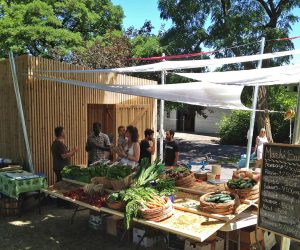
[34,76,248,110]
[35,49,300,73]
[176,63,300,86]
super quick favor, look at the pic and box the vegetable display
[123,187,166,229]
[88,164,108,178]
[61,166,91,183]
[227,170,258,189]
[205,193,234,204]
[155,178,176,196]
[63,188,106,207]
[106,165,132,180]
[133,158,160,187]
[227,178,257,189]
[165,166,190,180]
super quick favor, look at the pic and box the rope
[127,35,300,61]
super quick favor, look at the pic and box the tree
[73,31,131,69]
[158,0,300,140]
[0,0,123,60]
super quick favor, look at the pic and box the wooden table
[41,181,227,242]
[42,180,259,247]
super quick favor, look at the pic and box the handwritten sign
[258,143,300,242]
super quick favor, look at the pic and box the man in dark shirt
[163,129,179,166]
[139,128,155,163]
[51,126,79,182]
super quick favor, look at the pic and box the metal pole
[159,53,166,161]
[245,37,265,169]
[9,51,34,172]
[292,83,300,144]
[290,119,292,144]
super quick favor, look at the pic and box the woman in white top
[253,128,268,168]
[119,125,140,169]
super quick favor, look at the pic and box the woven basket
[199,191,240,215]
[225,182,260,202]
[139,197,174,221]
[175,172,196,187]
[194,173,207,181]
[91,176,113,189]
[106,201,126,211]
[110,173,133,191]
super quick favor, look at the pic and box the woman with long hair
[119,125,140,168]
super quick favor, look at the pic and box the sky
[112,0,300,61]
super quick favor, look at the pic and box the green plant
[106,165,132,180]
[123,187,159,229]
[155,178,176,196]
[133,158,160,187]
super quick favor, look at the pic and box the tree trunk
[256,86,273,142]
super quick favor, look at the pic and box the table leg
[71,205,80,224]
[226,231,229,250]
[38,191,41,214]
[237,229,241,250]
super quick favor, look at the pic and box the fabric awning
[176,63,300,86]
[34,49,300,73]
[33,76,249,110]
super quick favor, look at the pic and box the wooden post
[280,237,290,250]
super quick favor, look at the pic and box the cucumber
[223,200,233,203]
[219,197,232,202]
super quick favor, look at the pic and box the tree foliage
[0,0,123,59]
[158,0,300,139]
[220,86,297,145]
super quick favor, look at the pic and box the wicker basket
[225,182,260,202]
[175,172,196,187]
[0,197,22,216]
[199,191,240,215]
[139,197,174,222]
[91,176,113,189]
[110,173,133,191]
[106,201,126,211]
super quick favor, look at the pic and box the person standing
[85,122,111,165]
[117,125,126,149]
[119,125,140,168]
[51,126,79,182]
[253,128,268,168]
[163,129,179,166]
[139,128,155,163]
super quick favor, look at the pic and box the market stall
[40,161,262,250]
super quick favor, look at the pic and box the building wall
[157,108,230,134]
[194,108,231,134]
[0,55,157,184]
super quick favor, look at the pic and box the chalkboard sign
[258,143,300,242]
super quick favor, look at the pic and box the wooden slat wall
[0,55,28,164]
[0,55,157,184]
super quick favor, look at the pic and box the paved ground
[0,133,298,250]
[166,132,247,180]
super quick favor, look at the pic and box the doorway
[87,104,116,144]
[176,110,195,132]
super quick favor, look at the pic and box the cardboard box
[185,237,224,250]
[229,226,264,245]
[132,227,160,248]
[106,215,123,236]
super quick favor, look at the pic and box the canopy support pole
[159,53,166,161]
[292,82,300,144]
[9,51,34,172]
[245,37,265,169]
